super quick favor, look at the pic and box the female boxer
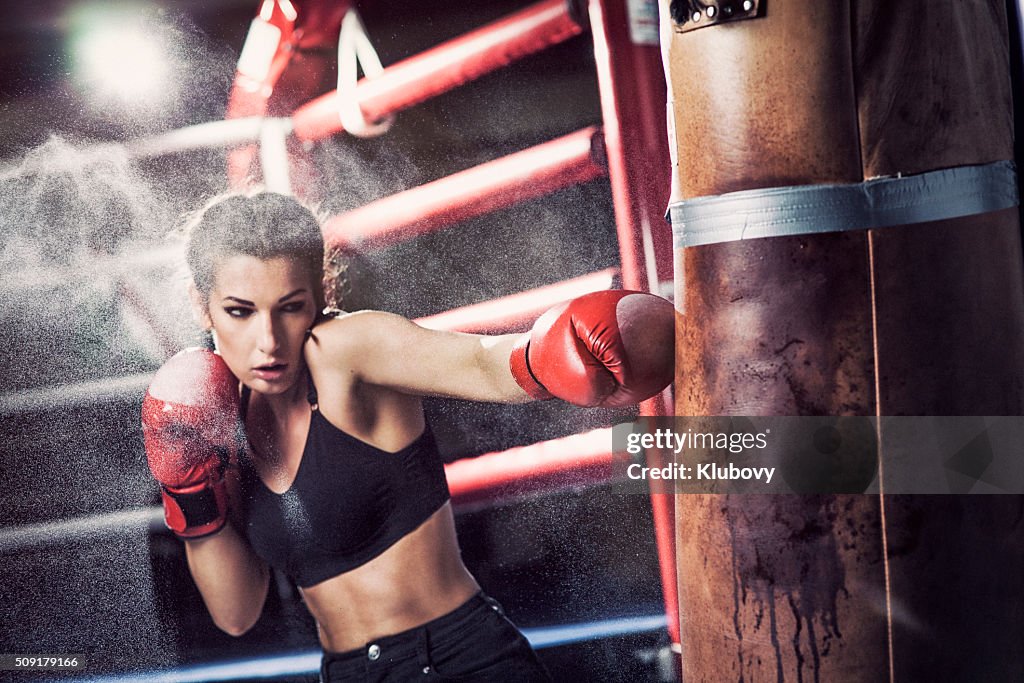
[141,191,673,682]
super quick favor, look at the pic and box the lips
[252,363,288,381]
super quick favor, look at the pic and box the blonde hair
[180,191,327,310]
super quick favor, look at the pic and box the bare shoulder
[303,311,426,440]
[304,310,414,378]
[306,310,409,352]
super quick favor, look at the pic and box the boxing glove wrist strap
[509,335,554,400]
[160,478,228,540]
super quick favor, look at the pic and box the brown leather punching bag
[663,0,1024,681]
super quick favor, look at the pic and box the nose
[256,312,281,356]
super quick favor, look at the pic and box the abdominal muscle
[299,501,480,653]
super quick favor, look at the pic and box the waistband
[322,591,505,667]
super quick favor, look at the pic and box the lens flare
[68,4,181,112]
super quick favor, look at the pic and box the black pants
[319,592,552,682]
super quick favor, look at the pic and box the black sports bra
[239,381,450,588]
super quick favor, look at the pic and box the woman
[142,191,673,682]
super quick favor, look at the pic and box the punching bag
[662,0,1024,681]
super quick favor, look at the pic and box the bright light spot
[72,19,172,106]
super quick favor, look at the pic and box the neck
[256,372,309,420]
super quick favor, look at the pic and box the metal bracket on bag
[670,0,763,33]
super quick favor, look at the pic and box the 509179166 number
[0,654,86,670]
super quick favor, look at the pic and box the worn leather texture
[665,1,1024,680]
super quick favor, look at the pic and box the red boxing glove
[142,348,240,539]
[510,290,674,407]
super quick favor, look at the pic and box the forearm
[184,523,270,636]
[477,334,534,404]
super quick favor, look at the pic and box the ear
[188,282,214,330]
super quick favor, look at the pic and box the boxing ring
[0,1,680,680]
[3,1,1024,681]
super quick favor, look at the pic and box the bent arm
[309,312,532,403]
[184,524,270,636]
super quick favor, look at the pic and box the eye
[281,301,306,313]
[224,306,253,319]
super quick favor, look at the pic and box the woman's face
[199,254,318,396]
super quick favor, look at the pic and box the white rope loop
[337,10,395,138]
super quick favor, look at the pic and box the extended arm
[309,314,527,403]
[309,290,674,407]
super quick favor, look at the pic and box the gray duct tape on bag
[669,160,1019,248]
